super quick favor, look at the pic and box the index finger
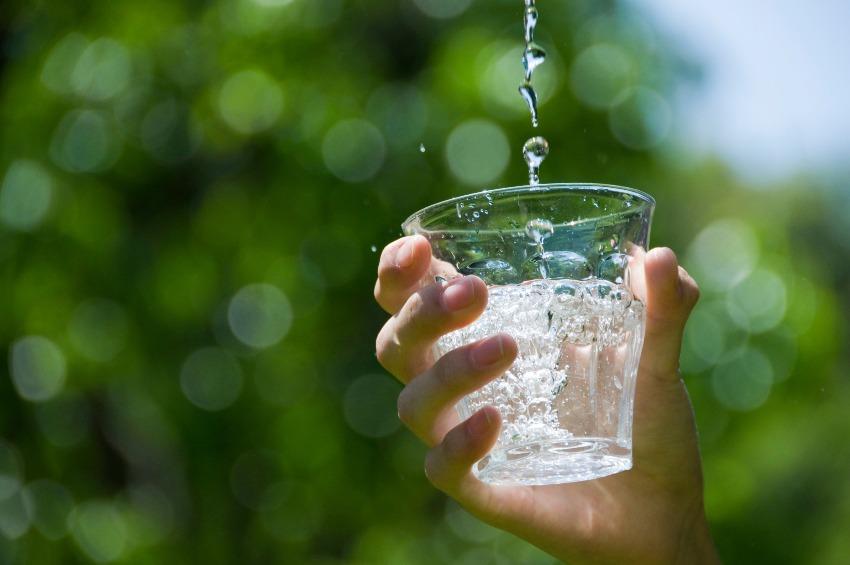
[374,235,459,314]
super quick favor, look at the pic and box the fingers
[424,406,501,501]
[374,235,432,314]
[397,333,517,446]
[640,247,700,380]
[376,275,488,381]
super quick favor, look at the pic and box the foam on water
[434,278,645,485]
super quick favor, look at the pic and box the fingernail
[396,239,416,269]
[471,335,505,368]
[468,408,493,437]
[442,277,476,311]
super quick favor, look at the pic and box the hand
[374,235,720,564]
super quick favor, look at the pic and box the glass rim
[402,183,655,233]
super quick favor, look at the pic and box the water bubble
[370,245,377,252]
[522,136,549,185]
[418,143,426,153]
[524,251,591,280]
[459,259,519,285]
[524,218,554,242]
[518,83,539,127]
[523,7,538,43]
[598,252,629,283]
[180,347,243,411]
[522,43,547,82]
[10,336,66,402]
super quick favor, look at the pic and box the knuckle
[423,450,447,490]
[375,324,399,373]
[431,353,458,390]
[441,425,468,462]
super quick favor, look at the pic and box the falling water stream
[519,0,549,185]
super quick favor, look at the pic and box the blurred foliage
[0,0,848,563]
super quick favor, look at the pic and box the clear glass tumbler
[402,184,655,485]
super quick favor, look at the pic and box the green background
[1,0,848,563]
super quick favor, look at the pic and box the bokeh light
[725,267,787,333]
[322,119,387,183]
[686,218,760,292]
[0,441,23,500]
[9,336,67,402]
[227,283,292,349]
[608,86,672,149]
[0,490,32,540]
[570,43,636,109]
[180,347,244,411]
[68,298,129,362]
[217,69,284,134]
[412,0,474,19]
[41,33,90,95]
[711,347,774,411]
[49,109,119,173]
[0,160,53,231]
[445,119,510,187]
[70,38,132,101]
[69,500,128,563]
[343,374,402,438]
[24,479,74,541]
[33,392,91,448]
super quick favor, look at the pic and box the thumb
[638,247,700,381]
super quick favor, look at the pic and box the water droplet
[518,83,539,128]
[370,245,377,253]
[456,202,462,219]
[522,43,546,82]
[435,275,448,285]
[524,0,535,7]
[524,218,554,242]
[418,143,426,153]
[522,136,549,185]
[523,7,538,43]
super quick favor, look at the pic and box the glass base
[473,438,632,486]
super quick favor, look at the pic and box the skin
[374,235,721,564]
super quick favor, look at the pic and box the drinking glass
[402,184,655,485]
